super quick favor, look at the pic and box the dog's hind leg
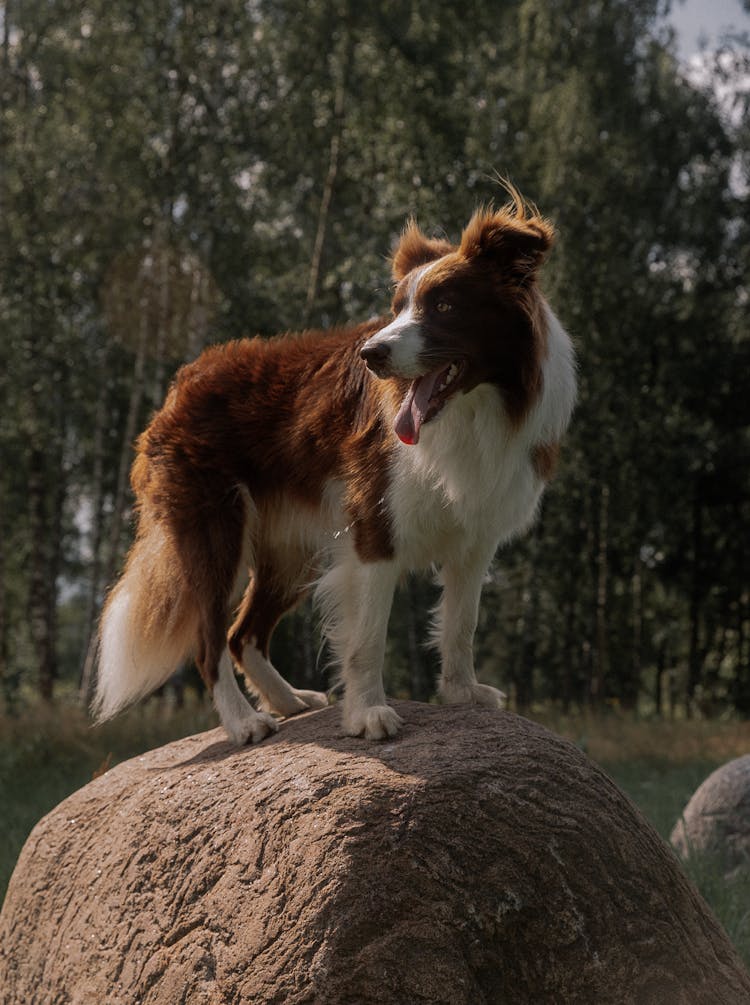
[188,501,278,745]
[213,647,279,744]
[228,560,328,718]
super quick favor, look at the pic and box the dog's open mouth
[394,361,465,445]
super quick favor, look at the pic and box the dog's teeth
[440,364,459,392]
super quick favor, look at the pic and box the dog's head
[361,192,554,444]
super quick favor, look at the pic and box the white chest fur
[389,385,542,570]
[388,303,576,572]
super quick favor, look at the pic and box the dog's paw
[260,687,329,718]
[224,709,279,746]
[293,688,329,711]
[441,682,507,709]
[344,704,403,740]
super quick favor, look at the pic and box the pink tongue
[394,368,447,445]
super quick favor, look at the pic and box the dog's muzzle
[360,341,392,377]
[361,316,426,379]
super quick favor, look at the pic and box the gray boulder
[671,753,750,874]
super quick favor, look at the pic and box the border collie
[94,190,576,743]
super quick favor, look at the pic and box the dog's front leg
[318,558,401,740]
[435,549,506,709]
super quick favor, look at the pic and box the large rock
[671,754,750,873]
[1,703,748,1005]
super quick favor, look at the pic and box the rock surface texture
[671,753,750,874]
[2,703,749,1005]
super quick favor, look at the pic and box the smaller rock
[671,754,750,873]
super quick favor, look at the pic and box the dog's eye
[435,300,452,314]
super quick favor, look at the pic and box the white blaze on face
[362,308,425,377]
[362,260,466,446]
[360,263,436,377]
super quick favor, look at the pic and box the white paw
[440,682,507,709]
[260,688,329,718]
[292,688,329,711]
[344,704,403,740]
[224,709,279,746]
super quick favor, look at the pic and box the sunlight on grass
[528,708,750,766]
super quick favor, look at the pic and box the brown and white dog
[94,192,576,743]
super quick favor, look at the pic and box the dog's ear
[392,220,454,282]
[460,208,554,280]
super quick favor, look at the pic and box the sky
[669,0,750,61]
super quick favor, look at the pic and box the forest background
[1,0,749,721]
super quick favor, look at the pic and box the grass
[1,700,749,968]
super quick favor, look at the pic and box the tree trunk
[654,643,666,718]
[733,504,750,717]
[301,34,353,329]
[79,306,149,695]
[514,527,542,711]
[290,598,318,692]
[622,552,643,711]
[561,587,577,713]
[406,577,432,702]
[106,307,148,579]
[589,482,609,706]
[0,488,8,704]
[737,585,750,717]
[686,484,704,717]
[27,443,66,701]
[77,345,110,702]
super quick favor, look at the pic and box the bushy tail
[92,520,199,722]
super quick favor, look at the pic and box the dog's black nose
[360,342,390,368]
